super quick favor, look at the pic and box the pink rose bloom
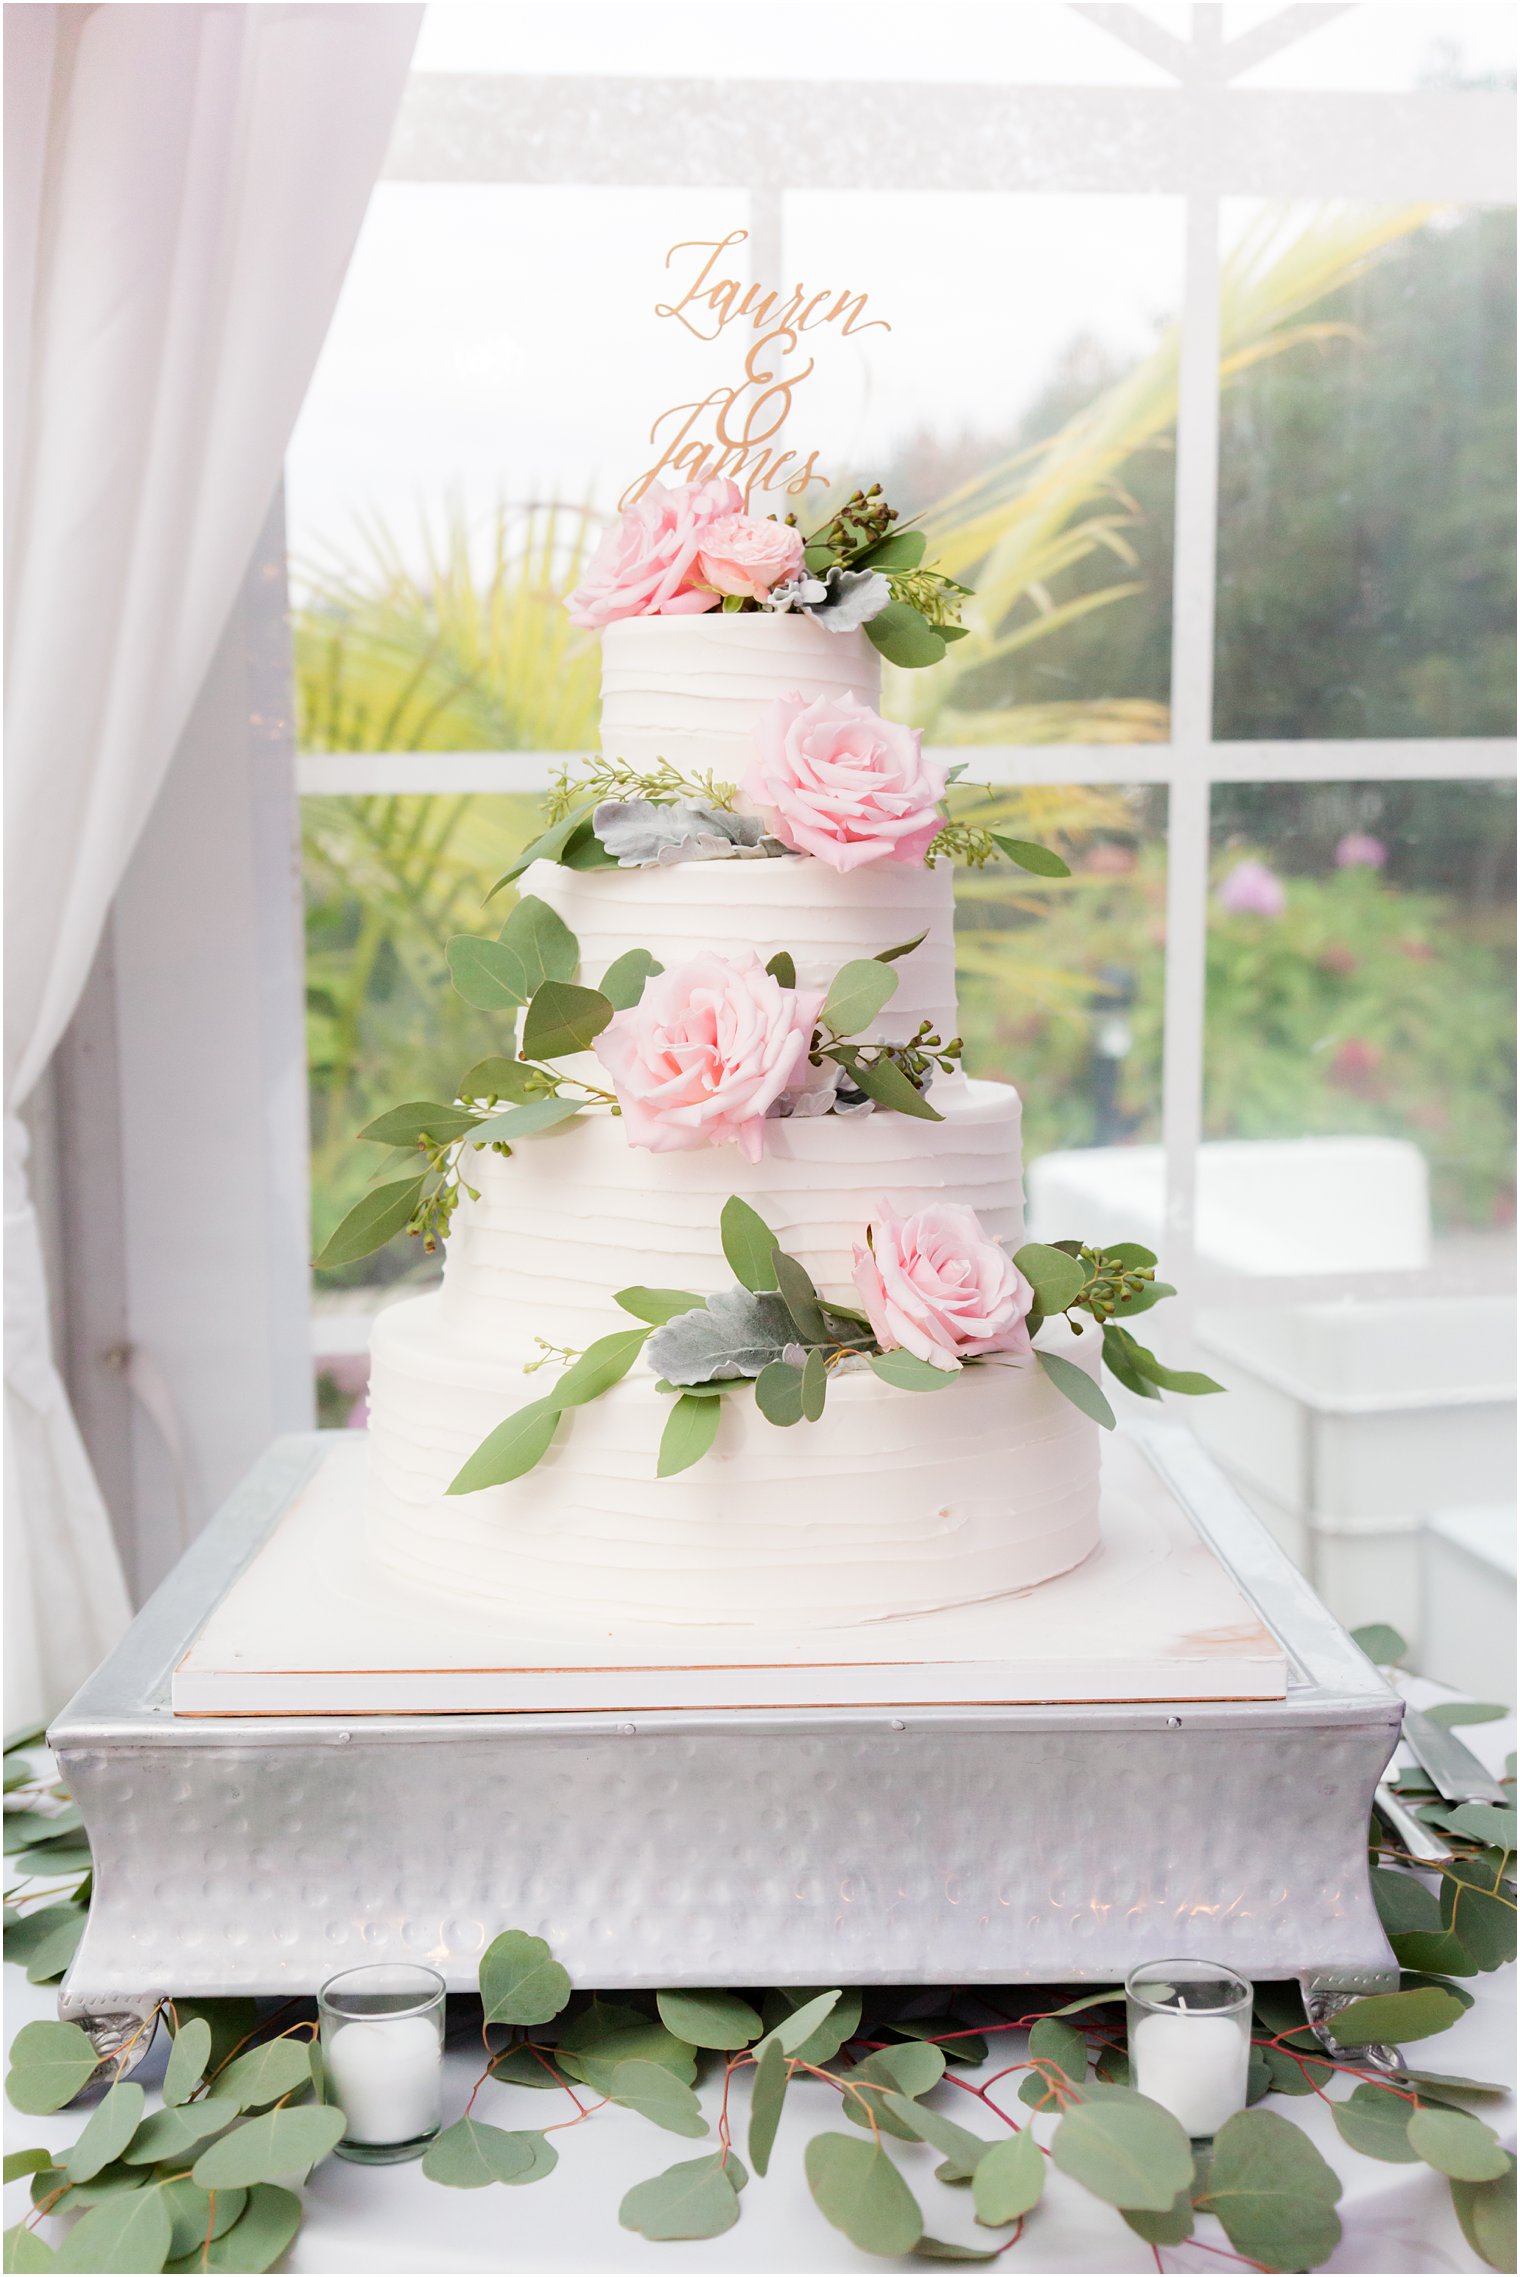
[696,513,805,602]
[852,1204,1034,1373]
[1217,858,1286,918]
[566,477,742,627]
[593,953,825,1164]
[743,692,947,871]
[1335,831,1387,871]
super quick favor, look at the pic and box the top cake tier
[600,613,880,776]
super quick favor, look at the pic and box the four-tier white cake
[365,614,1103,1628]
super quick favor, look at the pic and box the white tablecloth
[5,1683,1513,2274]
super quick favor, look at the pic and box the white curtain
[4,2,422,1726]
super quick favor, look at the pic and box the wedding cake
[346,480,1210,1630]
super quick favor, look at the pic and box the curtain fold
[4,2,422,1726]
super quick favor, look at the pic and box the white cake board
[173,1433,1286,1713]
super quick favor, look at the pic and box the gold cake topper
[621,228,893,512]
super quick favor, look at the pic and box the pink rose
[852,1204,1034,1372]
[743,692,947,871]
[1217,858,1286,918]
[593,953,825,1164]
[566,477,742,628]
[696,513,805,602]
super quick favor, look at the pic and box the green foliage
[420,2118,543,2188]
[619,2153,745,2241]
[479,1929,572,2028]
[657,1392,724,1476]
[1196,2107,1344,2271]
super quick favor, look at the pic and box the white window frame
[295,4,1518,1337]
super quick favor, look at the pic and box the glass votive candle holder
[1125,1959,1252,2141]
[318,1962,445,2164]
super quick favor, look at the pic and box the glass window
[1215,204,1517,739]
[1202,779,1516,1270]
[1227,3,1516,93]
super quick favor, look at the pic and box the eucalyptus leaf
[656,1991,761,2051]
[771,1250,830,1344]
[191,2106,344,2190]
[619,2153,744,2241]
[990,834,1071,878]
[469,1095,583,1147]
[479,1929,572,2028]
[1109,1330,1225,1397]
[215,2038,311,2113]
[748,2038,788,2176]
[3,1725,47,1756]
[161,2018,211,2109]
[821,959,899,1038]
[912,2241,1002,2264]
[1018,2017,1087,2111]
[558,2021,697,2094]
[5,2021,100,2115]
[1450,2162,1518,2273]
[313,1176,424,1270]
[765,950,797,988]
[614,1286,704,1325]
[800,1348,827,1421]
[1407,2104,1511,2181]
[1351,1621,1409,1665]
[836,1049,942,1120]
[420,2116,537,2188]
[6,1906,85,1987]
[1440,1855,1517,1971]
[607,2060,708,2137]
[447,1398,562,1495]
[357,1101,477,1149]
[1012,1242,1087,1313]
[755,1360,805,1427]
[499,2132,558,2186]
[1430,1801,1518,1851]
[840,2046,946,2139]
[520,979,613,1062]
[1330,1985,1470,2045]
[805,2133,923,2255]
[875,931,929,964]
[758,1987,860,2067]
[1122,2190,1196,2246]
[495,894,579,1000]
[173,2003,259,2079]
[657,1393,723,1477]
[53,2187,171,2274]
[122,2100,240,2166]
[1425,1700,1508,1728]
[598,948,663,1011]
[878,2094,989,2184]
[1330,2081,1417,2163]
[163,2183,301,2274]
[157,2180,245,2263]
[1099,1327,1163,1401]
[1050,2089,1192,2211]
[868,1350,958,1391]
[1371,1867,1443,1938]
[1036,1348,1116,1429]
[719,1197,782,1292]
[2,2154,51,2186]
[554,1328,650,1407]
[865,600,946,670]
[63,2087,144,2184]
[446,933,526,1011]
[972,2125,1044,2224]
[857,528,926,572]
[646,1288,796,1384]
[458,1056,538,1105]
[2,2223,57,2272]
[1195,2108,1343,2271]
[489,800,597,893]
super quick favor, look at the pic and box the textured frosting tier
[600,613,880,776]
[438,1080,1022,1351]
[367,1296,1101,1630]
[524,853,957,1045]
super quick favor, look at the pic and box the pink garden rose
[1217,858,1286,918]
[697,513,805,602]
[853,1203,1034,1372]
[593,953,825,1163]
[743,692,947,871]
[566,477,741,627]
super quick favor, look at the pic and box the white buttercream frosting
[524,852,957,1046]
[436,1080,1023,1353]
[367,1300,1102,1629]
[599,613,880,776]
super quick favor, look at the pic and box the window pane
[1227,3,1516,92]
[1202,779,1516,1268]
[956,783,1166,1171]
[784,191,1182,744]
[413,1,1182,85]
[1215,205,1517,739]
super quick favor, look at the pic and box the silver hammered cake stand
[47,1421,1402,2064]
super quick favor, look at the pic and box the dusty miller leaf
[646,1288,797,1384]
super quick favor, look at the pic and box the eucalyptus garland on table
[5,1685,1515,2274]
[448,1199,1222,1496]
[313,902,955,1273]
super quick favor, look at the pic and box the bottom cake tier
[366,1294,1103,1629]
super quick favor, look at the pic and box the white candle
[1131,2008,1249,2139]
[325,2016,442,2145]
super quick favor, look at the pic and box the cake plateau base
[49,1424,1402,2062]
